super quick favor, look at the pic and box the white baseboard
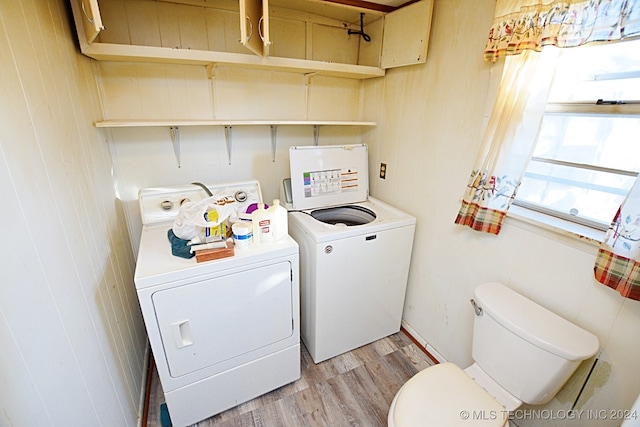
[425,344,447,364]
[401,319,447,364]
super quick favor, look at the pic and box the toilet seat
[389,363,507,427]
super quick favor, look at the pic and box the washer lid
[289,144,369,210]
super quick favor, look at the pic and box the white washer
[285,145,416,364]
[134,180,300,427]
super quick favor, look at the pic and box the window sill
[506,205,605,246]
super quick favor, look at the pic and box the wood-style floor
[145,331,435,427]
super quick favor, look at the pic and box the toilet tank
[472,282,599,405]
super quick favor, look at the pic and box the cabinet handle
[245,16,253,42]
[81,0,95,25]
[258,16,265,42]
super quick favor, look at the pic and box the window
[514,39,640,231]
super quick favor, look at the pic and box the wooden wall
[0,1,146,425]
[363,1,640,425]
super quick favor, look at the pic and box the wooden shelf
[83,43,385,80]
[94,119,376,128]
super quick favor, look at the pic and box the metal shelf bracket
[270,125,278,162]
[170,126,181,167]
[224,125,232,164]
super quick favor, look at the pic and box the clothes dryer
[134,180,300,427]
[284,145,415,363]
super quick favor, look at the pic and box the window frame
[511,55,640,234]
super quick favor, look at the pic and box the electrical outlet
[379,162,387,179]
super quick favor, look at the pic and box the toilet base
[464,364,522,412]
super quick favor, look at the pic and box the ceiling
[271,0,416,24]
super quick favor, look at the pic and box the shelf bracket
[270,125,278,162]
[304,73,318,120]
[313,125,320,146]
[224,125,232,164]
[170,126,181,168]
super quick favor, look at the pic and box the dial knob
[235,190,248,202]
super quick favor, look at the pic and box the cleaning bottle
[251,203,274,244]
[268,199,288,242]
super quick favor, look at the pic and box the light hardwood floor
[145,331,435,427]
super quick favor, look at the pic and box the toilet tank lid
[474,282,599,361]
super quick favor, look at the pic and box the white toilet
[621,393,640,427]
[388,282,600,427]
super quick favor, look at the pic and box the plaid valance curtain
[484,0,640,62]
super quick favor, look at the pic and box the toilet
[389,282,600,427]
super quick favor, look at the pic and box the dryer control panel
[138,180,262,225]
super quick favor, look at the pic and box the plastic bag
[172,194,238,241]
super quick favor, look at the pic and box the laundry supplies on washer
[167,229,195,259]
[269,199,288,242]
[251,203,274,245]
[250,199,288,245]
[232,221,253,248]
[172,194,238,241]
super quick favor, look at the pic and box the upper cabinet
[380,1,432,69]
[78,0,104,43]
[69,0,434,79]
[240,0,271,56]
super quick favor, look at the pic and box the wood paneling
[0,0,146,425]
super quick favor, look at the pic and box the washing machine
[283,144,416,364]
[134,180,300,427]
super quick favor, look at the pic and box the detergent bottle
[268,199,288,242]
[251,203,274,244]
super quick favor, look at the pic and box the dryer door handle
[171,319,194,348]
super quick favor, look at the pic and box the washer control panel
[289,145,369,210]
[138,181,262,225]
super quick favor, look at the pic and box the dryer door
[151,261,294,377]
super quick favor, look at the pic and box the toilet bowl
[389,363,508,427]
[388,282,600,427]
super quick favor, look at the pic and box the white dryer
[134,180,300,427]
[284,145,416,364]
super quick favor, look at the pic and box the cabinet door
[261,0,271,57]
[380,0,433,69]
[239,0,270,56]
[78,0,104,44]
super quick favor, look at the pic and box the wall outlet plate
[379,162,387,179]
